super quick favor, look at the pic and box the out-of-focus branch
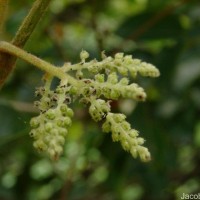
[0,0,8,36]
[114,0,191,53]
[127,0,191,41]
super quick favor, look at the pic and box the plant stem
[12,0,52,47]
[0,0,8,37]
[0,41,78,85]
[0,0,52,89]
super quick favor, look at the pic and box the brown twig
[0,0,8,37]
[0,0,52,89]
[113,0,191,53]
[128,0,191,41]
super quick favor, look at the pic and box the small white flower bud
[95,74,105,83]
[111,133,120,142]
[45,122,53,132]
[33,140,47,152]
[129,130,139,138]
[130,147,138,158]
[119,78,129,85]
[137,137,145,145]
[30,117,40,128]
[115,53,124,59]
[107,72,118,84]
[45,109,56,120]
[102,121,111,133]
[121,140,130,151]
[80,50,89,61]
[118,67,128,76]
[138,146,151,162]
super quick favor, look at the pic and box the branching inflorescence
[30,51,160,161]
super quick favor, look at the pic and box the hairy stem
[0,41,77,85]
[12,0,52,47]
[0,0,52,89]
[0,0,8,37]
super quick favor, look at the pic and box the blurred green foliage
[1,0,200,199]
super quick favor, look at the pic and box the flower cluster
[102,113,151,162]
[89,99,110,122]
[64,51,160,78]
[30,50,159,162]
[30,78,73,160]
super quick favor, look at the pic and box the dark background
[0,0,200,199]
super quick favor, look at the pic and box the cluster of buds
[65,51,160,79]
[89,99,111,122]
[102,113,151,162]
[30,79,73,160]
[30,50,160,162]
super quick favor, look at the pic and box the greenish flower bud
[59,128,68,136]
[67,108,74,118]
[130,147,138,158]
[43,97,51,103]
[60,104,68,114]
[129,68,137,78]
[54,146,63,155]
[119,78,129,85]
[45,109,56,120]
[102,121,111,133]
[113,114,126,123]
[114,58,122,66]
[29,130,37,138]
[124,55,133,64]
[101,51,107,59]
[121,121,131,131]
[129,138,138,146]
[42,135,49,144]
[56,135,65,145]
[33,140,47,152]
[112,132,120,142]
[115,52,124,59]
[35,87,45,97]
[121,140,130,151]
[50,128,59,136]
[30,117,40,128]
[57,117,72,127]
[89,99,110,122]
[111,125,120,135]
[82,87,94,96]
[95,74,105,83]
[139,63,160,77]
[118,67,128,76]
[47,149,61,161]
[79,97,89,105]
[34,101,40,108]
[137,137,145,145]
[137,146,151,162]
[56,86,65,94]
[129,129,139,138]
[80,50,89,61]
[107,72,118,84]
[104,56,113,62]
[69,86,78,95]
[89,66,98,73]
[102,87,111,99]
[45,122,53,132]
[110,89,120,99]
